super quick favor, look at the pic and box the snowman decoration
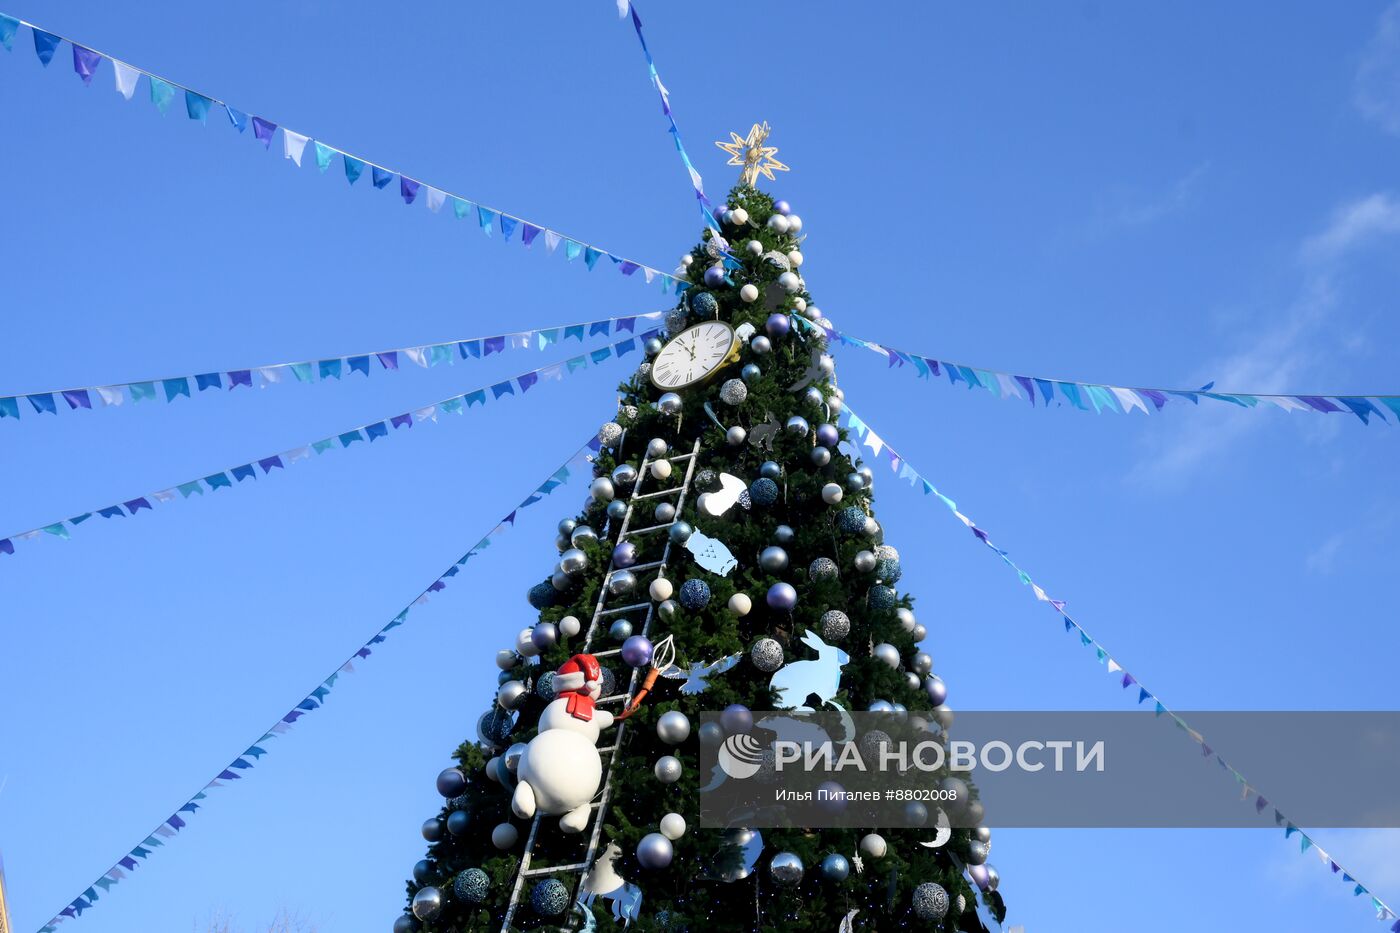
[512,653,615,833]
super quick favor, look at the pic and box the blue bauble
[702,265,727,289]
[535,671,557,701]
[679,578,711,610]
[453,867,490,904]
[479,708,515,744]
[669,521,694,545]
[530,878,570,917]
[820,852,851,882]
[837,506,868,533]
[867,585,897,611]
[690,291,719,316]
[393,914,419,933]
[749,477,779,507]
[436,767,467,798]
[876,557,902,583]
[759,461,782,480]
[721,703,753,733]
[412,859,434,885]
[612,541,638,569]
[527,581,555,610]
[446,810,471,836]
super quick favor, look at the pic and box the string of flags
[30,434,603,933]
[0,311,662,423]
[839,403,1399,929]
[0,14,686,295]
[807,319,1400,426]
[0,329,657,558]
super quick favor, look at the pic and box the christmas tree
[394,164,1009,932]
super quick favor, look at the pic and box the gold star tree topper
[716,122,790,187]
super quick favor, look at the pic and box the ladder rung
[592,647,622,658]
[623,559,665,573]
[597,744,619,753]
[522,861,590,877]
[598,693,631,705]
[667,452,697,462]
[623,521,674,537]
[632,487,683,501]
[598,602,649,617]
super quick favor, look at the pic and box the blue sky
[2,2,1399,931]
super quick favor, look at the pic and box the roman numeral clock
[649,321,741,391]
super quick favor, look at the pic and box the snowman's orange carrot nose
[617,635,676,721]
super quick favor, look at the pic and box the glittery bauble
[966,840,990,865]
[749,477,779,506]
[820,609,851,641]
[527,581,556,610]
[665,307,689,334]
[690,290,719,316]
[808,557,839,581]
[598,421,623,447]
[411,887,443,921]
[868,585,897,612]
[769,852,804,885]
[719,378,748,405]
[750,637,784,672]
[859,833,887,859]
[436,767,467,797]
[924,675,948,706]
[912,882,950,921]
[785,415,809,436]
[530,879,570,917]
[452,868,489,904]
[654,755,683,783]
[820,853,850,882]
[657,710,692,744]
[761,249,791,273]
[766,582,798,610]
[695,468,719,490]
[632,832,674,872]
[873,642,901,669]
[876,557,902,583]
[621,635,654,667]
[535,671,557,701]
[478,708,515,745]
[679,578,711,610]
[955,893,967,913]
[759,546,789,572]
[837,506,868,533]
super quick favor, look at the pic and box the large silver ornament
[820,609,850,641]
[759,546,789,572]
[411,887,444,921]
[873,642,901,669]
[560,548,589,574]
[912,882,950,922]
[597,422,623,448]
[769,852,804,885]
[719,378,748,405]
[750,637,784,672]
[656,710,692,744]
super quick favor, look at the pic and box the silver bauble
[741,363,762,384]
[932,703,954,729]
[644,336,664,357]
[808,557,838,581]
[606,499,628,521]
[665,307,689,334]
[719,378,748,405]
[868,700,895,714]
[411,887,443,921]
[820,853,850,882]
[497,680,528,710]
[777,271,801,293]
[966,840,990,866]
[495,649,518,671]
[964,799,986,825]
[560,548,589,575]
[608,570,637,596]
[759,546,789,572]
[558,615,581,638]
[939,776,968,806]
[858,466,874,488]
[912,652,933,675]
[550,569,571,591]
[532,622,559,651]
[873,642,901,669]
[784,415,809,436]
[912,882,950,922]
[502,742,527,774]
[904,672,922,690]
[912,623,928,641]
[699,721,724,746]
[647,437,669,458]
[821,482,844,504]
[654,755,683,783]
[657,598,679,620]
[554,533,570,552]
[759,460,782,479]
[750,637,784,672]
[726,425,747,445]
[657,392,683,415]
[656,710,692,744]
[654,502,676,522]
[558,517,577,535]
[986,864,1000,892]
[828,392,844,414]
[746,238,764,255]
[896,607,916,632]
[597,422,623,448]
[769,852,804,885]
[609,618,634,640]
[491,822,519,849]
[751,335,772,354]
[864,516,881,538]
[811,446,831,466]
[820,609,850,641]
[975,826,992,843]
[904,801,929,826]
[924,675,948,706]
[611,463,638,488]
[803,385,824,408]
[637,832,674,869]
[818,354,835,376]
[515,627,540,658]
[589,477,615,502]
[570,524,598,547]
[846,472,865,492]
[858,833,887,858]
[854,550,877,573]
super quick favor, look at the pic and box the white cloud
[1270,828,1400,904]
[1301,193,1400,263]
[1305,533,1345,574]
[1356,2,1400,135]
[1086,163,1210,234]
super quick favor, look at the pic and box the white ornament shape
[700,474,748,517]
[685,529,739,575]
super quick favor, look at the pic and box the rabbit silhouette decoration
[769,629,849,710]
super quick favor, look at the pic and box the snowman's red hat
[555,653,603,721]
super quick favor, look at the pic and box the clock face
[650,321,738,390]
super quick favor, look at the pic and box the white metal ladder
[500,436,702,931]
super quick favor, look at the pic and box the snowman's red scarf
[554,653,603,722]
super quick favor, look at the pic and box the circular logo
[717,733,764,780]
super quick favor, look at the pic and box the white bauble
[746,239,764,256]
[821,483,844,505]
[793,297,807,312]
[650,577,674,601]
[660,813,687,840]
[559,615,582,638]
[651,459,673,480]
[787,250,803,268]
[767,214,791,234]
[859,833,887,858]
[728,593,752,616]
[787,214,803,233]
[729,207,749,225]
[740,283,759,303]
[516,627,540,658]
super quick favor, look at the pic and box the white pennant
[113,61,140,100]
[424,186,446,213]
[1109,386,1150,415]
[96,386,125,407]
[404,348,428,368]
[283,130,310,167]
[544,230,562,253]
